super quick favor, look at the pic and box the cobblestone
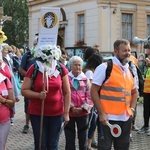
[6,97,150,150]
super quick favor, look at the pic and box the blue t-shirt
[20,51,36,71]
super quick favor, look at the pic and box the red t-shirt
[0,78,12,122]
[26,63,68,116]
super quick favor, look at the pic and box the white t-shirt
[85,70,93,80]
[92,57,136,121]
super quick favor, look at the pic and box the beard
[118,57,130,65]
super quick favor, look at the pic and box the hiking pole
[39,69,46,150]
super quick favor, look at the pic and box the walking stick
[39,69,46,150]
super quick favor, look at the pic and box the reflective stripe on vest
[100,63,134,115]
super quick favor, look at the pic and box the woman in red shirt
[21,58,71,149]
[0,73,15,150]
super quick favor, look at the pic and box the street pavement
[6,96,150,150]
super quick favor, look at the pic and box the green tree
[0,0,28,48]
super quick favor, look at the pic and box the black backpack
[104,59,144,96]
[12,56,20,72]
[128,61,144,96]
[24,51,32,71]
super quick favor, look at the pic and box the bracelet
[131,107,135,112]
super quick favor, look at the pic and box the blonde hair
[19,48,24,54]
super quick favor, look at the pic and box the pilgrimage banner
[38,7,60,46]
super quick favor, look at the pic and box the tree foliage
[0,0,29,48]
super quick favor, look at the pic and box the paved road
[6,96,150,150]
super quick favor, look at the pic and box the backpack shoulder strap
[128,61,135,78]
[31,63,39,80]
[31,63,39,90]
[103,59,113,84]
[56,61,63,76]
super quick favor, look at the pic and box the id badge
[2,90,8,96]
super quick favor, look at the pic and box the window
[122,14,133,41]
[147,15,150,36]
[77,14,85,41]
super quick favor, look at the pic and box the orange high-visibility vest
[144,68,150,93]
[100,63,134,116]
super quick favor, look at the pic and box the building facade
[27,0,150,53]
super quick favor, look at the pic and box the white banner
[38,7,60,46]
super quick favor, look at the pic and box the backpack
[30,62,63,90]
[19,51,33,75]
[12,56,21,72]
[104,59,144,96]
[128,61,144,96]
[24,51,32,71]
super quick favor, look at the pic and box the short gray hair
[69,56,83,65]
[114,39,130,50]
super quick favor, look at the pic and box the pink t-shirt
[0,63,11,80]
[26,63,68,116]
[0,78,12,122]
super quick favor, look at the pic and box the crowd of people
[0,37,150,150]
[0,42,24,149]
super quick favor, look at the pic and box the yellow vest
[144,68,150,93]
